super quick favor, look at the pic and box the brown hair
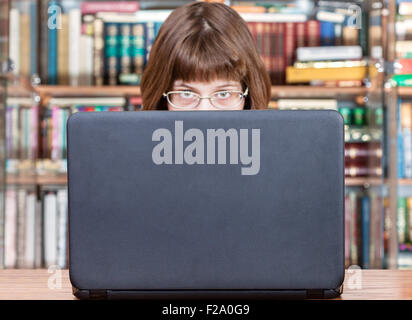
[140,2,271,110]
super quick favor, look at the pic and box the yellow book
[19,14,30,78]
[57,14,69,85]
[286,66,367,83]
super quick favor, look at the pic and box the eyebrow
[173,83,240,91]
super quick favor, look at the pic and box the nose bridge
[197,96,215,110]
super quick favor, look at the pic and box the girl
[141,1,271,110]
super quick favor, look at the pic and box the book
[296,45,363,61]
[47,0,59,85]
[29,1,38,76]
[104,23,119,85]
[408,198,412,244]
[398,99,405,178]
[69,9,81,86]
[44,192,57,267]
[362,195,370,268]
[16,189,26,268]
[57,13,69,85]
[277,99,338,110]
[24,192,36,268]
[396,58,412,74]
[9,8,19,75]
[344,193,351,267]
[398,197,408,245]
[81,1,139,14]
[93,18,104,86]
[57,189,68,268]
[392,74,412,86]
[19,13,30,78]
[401,102,412,178]
[79,34,94,85]
[4,189,17,268]
[286,65,367,83]
[320,21,335,46]
[131,23,146,81]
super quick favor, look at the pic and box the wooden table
[0,269,411,300]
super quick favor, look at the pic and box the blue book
[30,1,38,76]
[361,195,370,269]
[47,0,59,84]
[320,21,335,46]
[154,21,163,38]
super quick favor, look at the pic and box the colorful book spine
[320,21,335,46]
[81,1,139,14]
[69,8,81,86]
[401,102,412,178]
[93,18,105,85]
[30,1,38,76]
[131,23,146,84]
[145,21,155,65]
[398,99,405,178]
[9,8,20,75]
[47,0,59,85]
[104,23,119,85]
[57,13,69,85]
[398,197,408,246]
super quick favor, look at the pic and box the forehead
[173,79,241,89]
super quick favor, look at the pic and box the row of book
[345,189,386,269]
[5,97,131,162]
[345,142,382,178]
[3,187,68,269]
[272,98,384,127]
[8,0,382,86]
[5,96,383,175]
[3,189,411,270]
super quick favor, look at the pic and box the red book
[264,23,272,82]
[397,58,412,74]
[283,22,295,81]
[277,23,285,84]
[247,22,257,45]
[295,22,305,48]
[81,1,139,14]
[255,22,264,69]
[270,23,276,84]
[306,20,320,47]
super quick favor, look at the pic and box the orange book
[231,5,265,13]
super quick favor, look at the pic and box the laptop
[67,109,345,299]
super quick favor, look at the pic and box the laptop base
[72,286,343,300]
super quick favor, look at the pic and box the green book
[104,23,119,86]
[131,23,145,81]
[392,74,412,87]
[398,197,408,245]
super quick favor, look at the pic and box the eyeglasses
[163,88,248,110]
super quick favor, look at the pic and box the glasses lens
[211,91,243,109]
[168,92,199,108]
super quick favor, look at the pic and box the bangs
[171,32,247,84]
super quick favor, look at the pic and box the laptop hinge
[89,290,108,300]
[306,289,324,299]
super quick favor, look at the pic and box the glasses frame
[162,87,249,110]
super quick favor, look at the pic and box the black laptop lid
[68,110,344,291]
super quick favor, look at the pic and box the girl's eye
[216,91,231,99]
[179,91,195,99]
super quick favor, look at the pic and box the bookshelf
[1,0,407,270]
